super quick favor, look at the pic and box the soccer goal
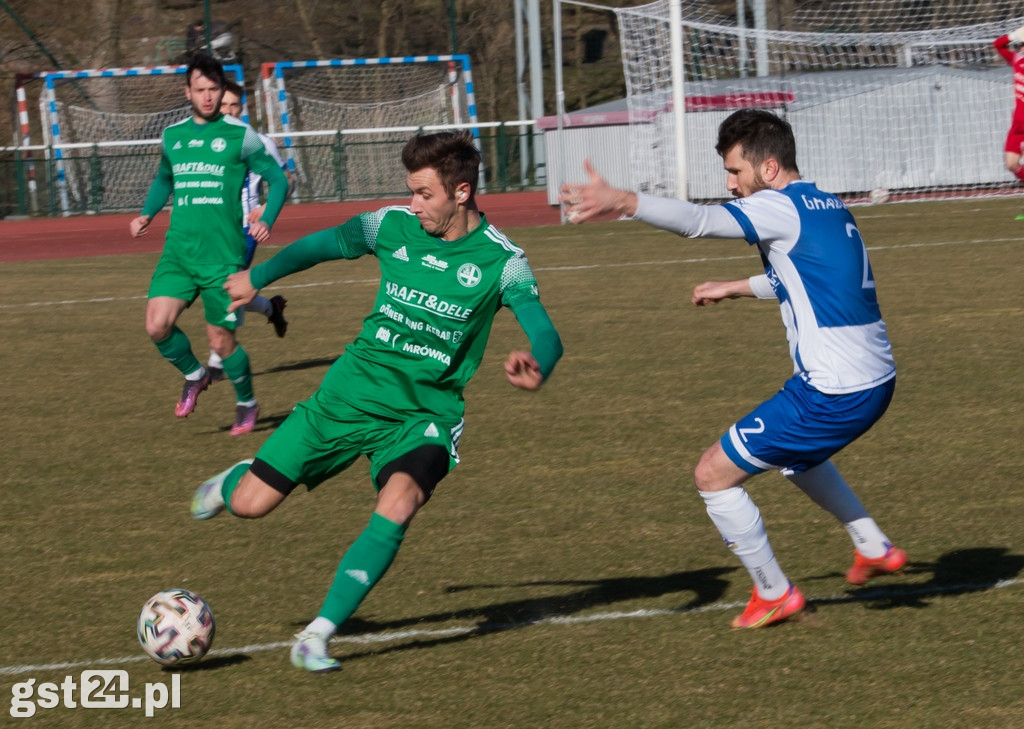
[33,64,245,214]
[259,55,481,200]
[552,0,1024,203]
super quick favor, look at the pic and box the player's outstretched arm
[241,227,351,305]
[559,159,638,223]
[692,279,756,307]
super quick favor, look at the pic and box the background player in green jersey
[129,54,289,435]
[190,130,563,672]
[205,79,293,384]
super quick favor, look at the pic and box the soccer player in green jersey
[129,54,289,435]
[190,130,564,672]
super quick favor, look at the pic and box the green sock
[318,513,406,626]
[219,461,252,516]
[221,344,255,402]
[155,326,201,376]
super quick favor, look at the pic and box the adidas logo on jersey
[172,141,182,150]
[393,246,409,261]
[424,423,440,438]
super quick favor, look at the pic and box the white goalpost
[33,64,246,214]
[553,0,1024,203]
[259,55,482,200]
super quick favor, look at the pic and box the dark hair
[185,53,225,89]
[401,131,481,198]
[222,78,244,100]
[715,109,799,174]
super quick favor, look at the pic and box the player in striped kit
[190,130,563,670]
[561,109,906,629]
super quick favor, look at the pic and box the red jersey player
[994,28,1024,193]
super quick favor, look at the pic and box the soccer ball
[869,187,891,205]
[137,588,216,666]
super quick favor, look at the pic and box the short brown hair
[715,109,799,174]
[401,131,481,198]
[222,78,244,100]
[185,52,225,89]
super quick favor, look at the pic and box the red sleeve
[995,35,1016,65]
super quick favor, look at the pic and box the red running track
[0,191,562,262]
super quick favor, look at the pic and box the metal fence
[0,121,543,218]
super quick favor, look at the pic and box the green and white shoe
[290,630,341,673]
[190,459,253,520]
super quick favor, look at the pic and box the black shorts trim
[251,457,299,496]
[375,445,450,501]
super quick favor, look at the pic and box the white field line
[1,577,1020,676]
[1,236,1018,312]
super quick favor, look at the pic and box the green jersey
[141,114,287,266]
[252,207,549,421]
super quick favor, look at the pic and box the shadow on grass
[830,546,1024,610]
[212,409,291,436]
[165,654,252,671]
[326,567,736,661]
[258,356,339,376]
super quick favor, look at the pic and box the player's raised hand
[129,215,151,238]
[504,350,543,391]
[224,270,258,312]
[558,158,638,223]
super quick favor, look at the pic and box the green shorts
[148,253,241,330]
[255,388,463,491]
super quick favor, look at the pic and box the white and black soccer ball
[137,588,215,666]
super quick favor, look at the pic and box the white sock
[786,462,889,558]
[185,365,207,381]
[207,350,223,370]
[246,295,273,318]
[843,518,891,559]
[236,398,258,408]
[306,616,336,641]
[700,487,789,600]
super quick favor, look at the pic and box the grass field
[2,196,1023,728]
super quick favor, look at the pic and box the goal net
[555,0,1024,202]
[35,64,245,213]
[260,55,480,200]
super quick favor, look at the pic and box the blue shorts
[720,375,895,476]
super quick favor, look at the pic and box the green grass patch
[2,196,1023,728]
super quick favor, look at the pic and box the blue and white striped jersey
[241,133,286,227]
[637,183,896,395]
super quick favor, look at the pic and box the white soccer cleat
[190,459,253,520]
[290,630,341,673]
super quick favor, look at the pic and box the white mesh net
[266,61,472,199]
[589,0,1024,201]
[42,72,191,212]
